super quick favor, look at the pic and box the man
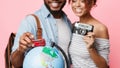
[11,0,72,68]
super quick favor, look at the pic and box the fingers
[83,32,94,39]
[83,32,95,49]
[86,32,95,38]
[25,32,34,40]
[19,32,34,50]
[24,36,32,44]
[18,44,28,53]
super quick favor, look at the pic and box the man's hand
[18,32,34,53]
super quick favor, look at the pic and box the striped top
[69,33,110,68]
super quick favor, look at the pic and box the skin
[11,0,66,67]
[44,0,66,18]
[71,0,109,68]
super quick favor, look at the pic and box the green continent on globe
[42,47,58,58]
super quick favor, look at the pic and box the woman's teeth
[76,8,82,12]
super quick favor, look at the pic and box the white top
[56,18,71,68]
[69,33,110,68]
[56,18,71,56]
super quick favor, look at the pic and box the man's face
[44,0,66,12]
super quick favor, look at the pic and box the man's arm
[11,32,34,68]
[11,46,25,68]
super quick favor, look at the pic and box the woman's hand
[83,32,95,49]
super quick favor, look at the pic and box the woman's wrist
[87,44,94,49]
[87,47,96,53]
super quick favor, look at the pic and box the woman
[69,0,110,68]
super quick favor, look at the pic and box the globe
[23,46,65,68]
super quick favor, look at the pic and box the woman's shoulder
[92,20,109,39]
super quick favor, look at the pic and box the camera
[73,21,94,35]
[32,39,46,47]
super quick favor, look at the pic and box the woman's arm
[88,47,108,68]
[83,25,109,68]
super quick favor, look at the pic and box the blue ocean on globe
[23,46,65,68]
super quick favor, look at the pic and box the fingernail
[32,44,34,47]
[30,35,34,39]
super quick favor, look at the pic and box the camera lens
[78,28,87,35]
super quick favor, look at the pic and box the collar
[40,4,51,18]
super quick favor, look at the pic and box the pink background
[0,0,120,68]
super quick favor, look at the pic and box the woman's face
[71,0,89,17]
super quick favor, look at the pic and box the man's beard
[44,2,65,15]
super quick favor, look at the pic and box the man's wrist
[17,45,27,53]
